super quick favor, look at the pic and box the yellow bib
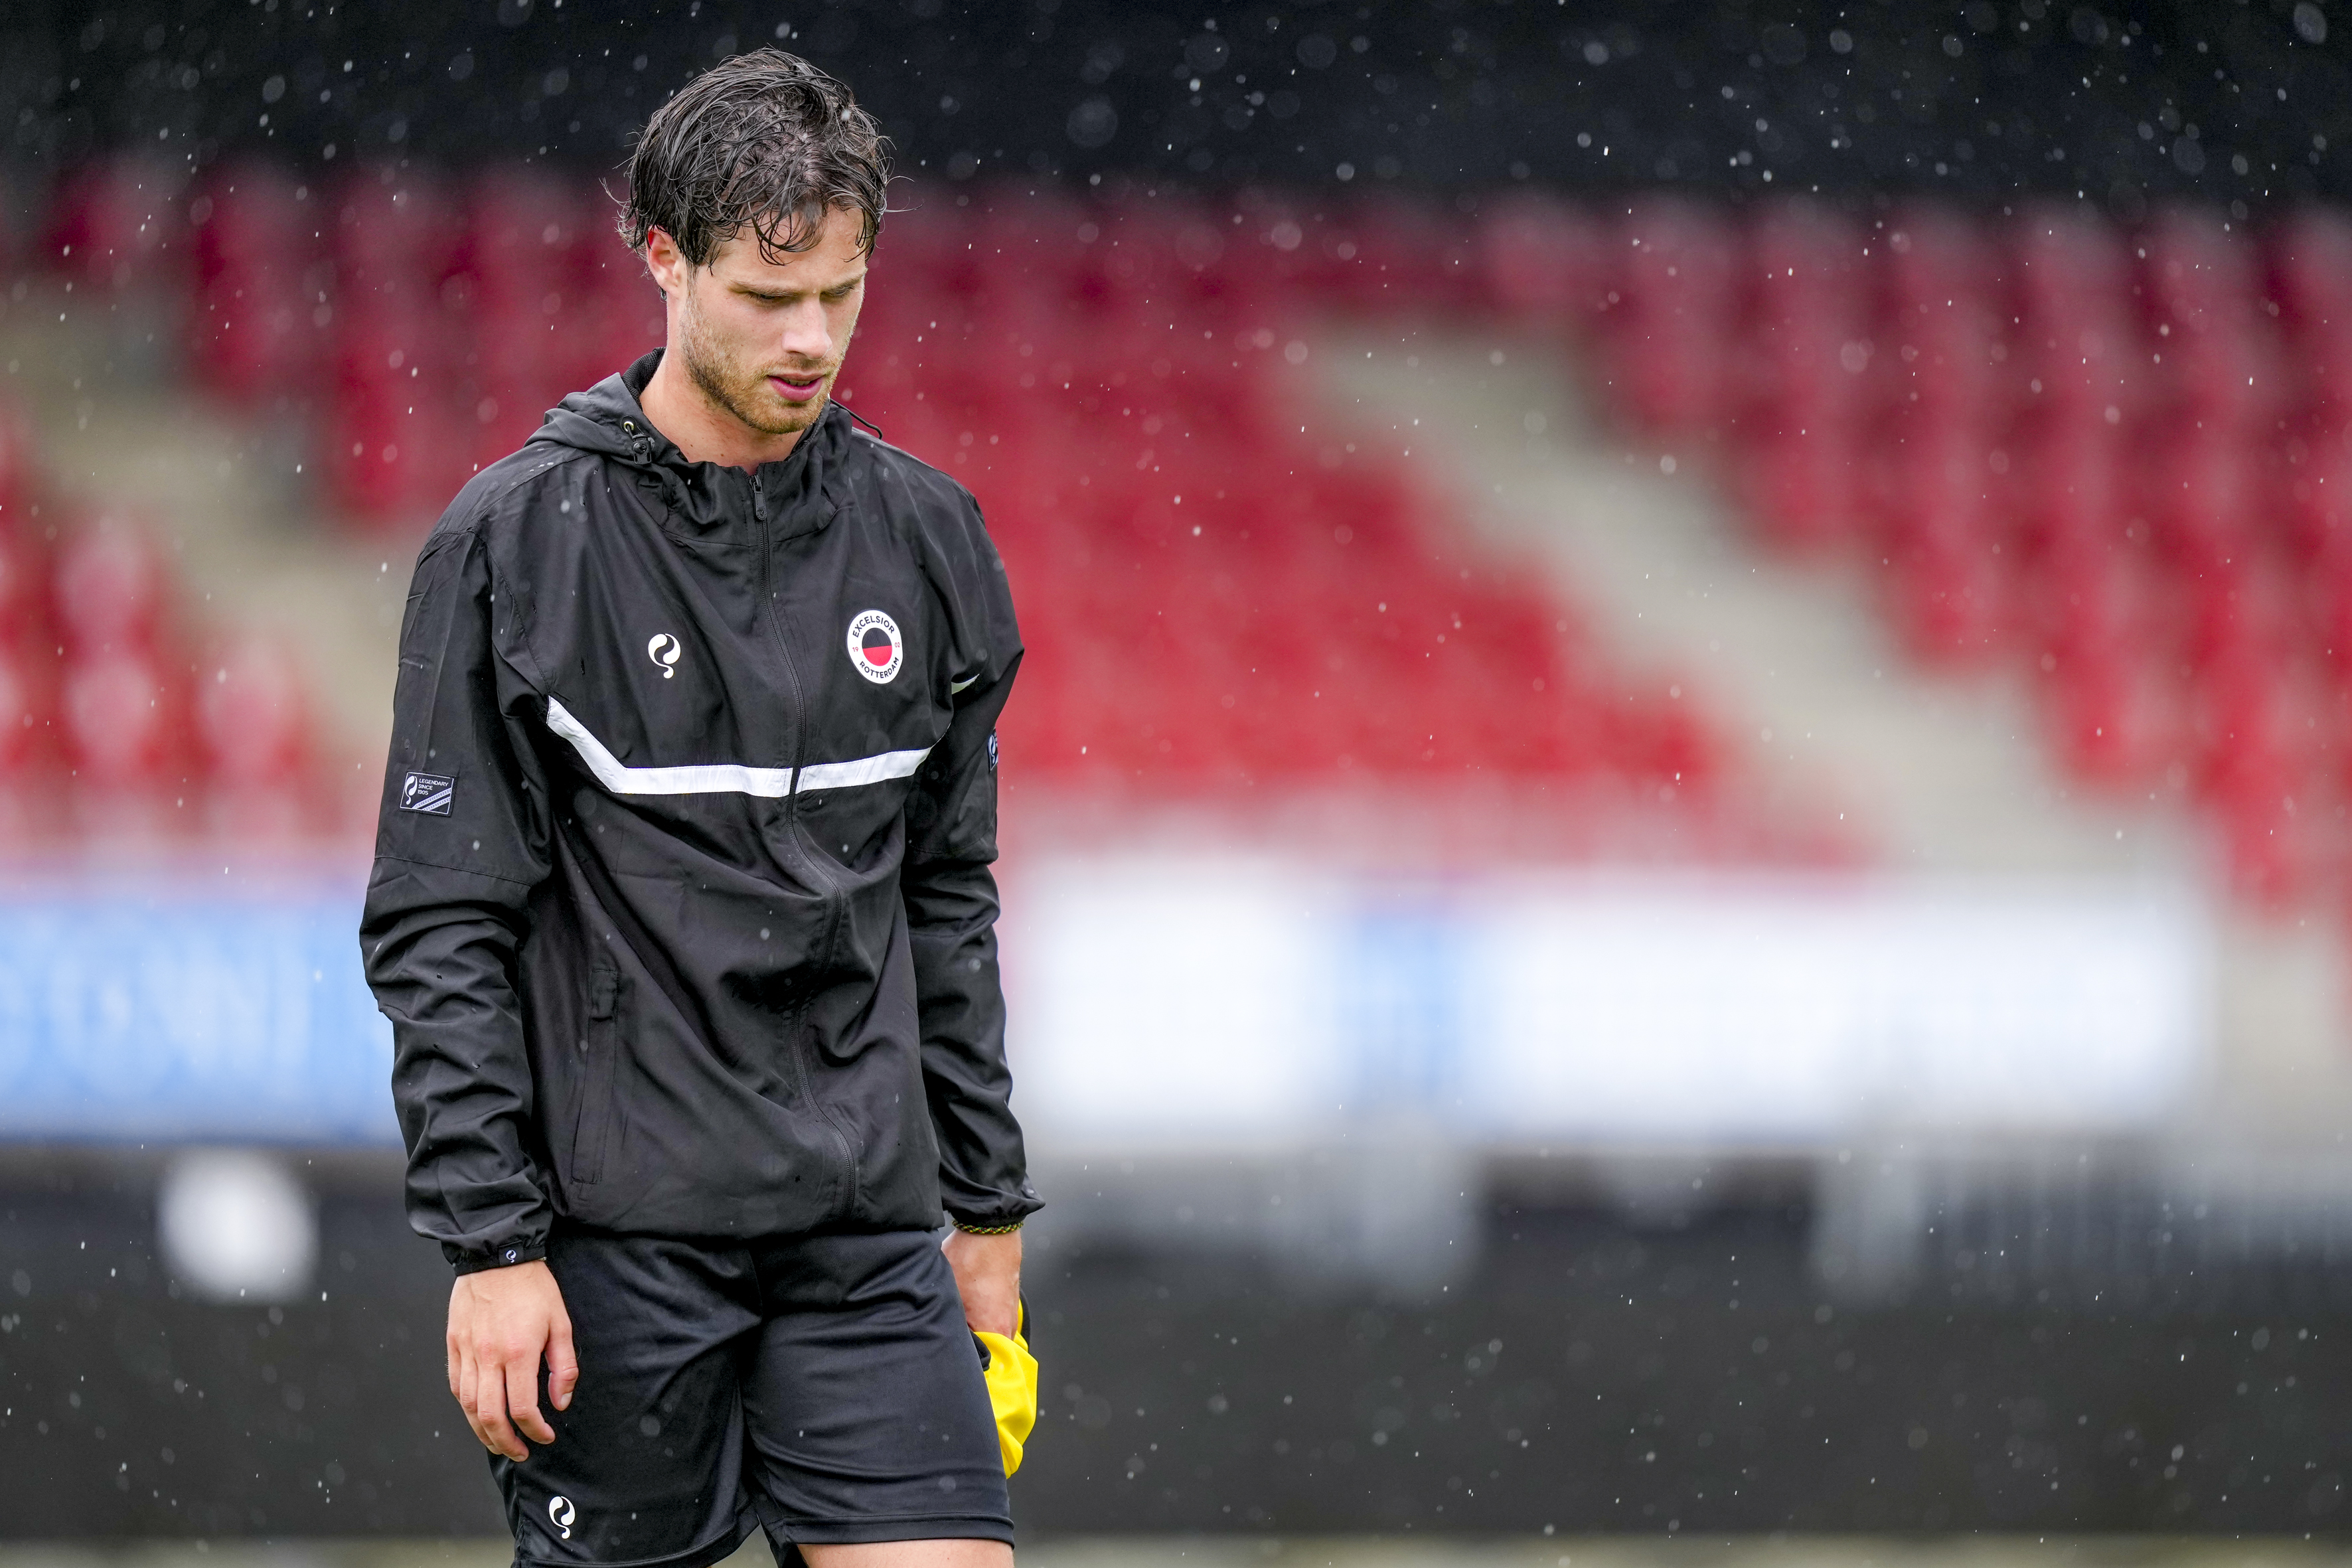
[972,1304,1039,1476]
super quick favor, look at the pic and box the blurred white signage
[0,864,2211,1154]
[1005,856,2208,1150]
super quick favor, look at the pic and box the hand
[941,1228,1022,1340]
[446,1259,577,1461]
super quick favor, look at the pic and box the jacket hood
[531,349,848,534]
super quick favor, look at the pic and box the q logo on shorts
[549,1496,576,1540]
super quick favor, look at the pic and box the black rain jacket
[359,352,1038,1274]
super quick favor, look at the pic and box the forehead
[706,203,868,285]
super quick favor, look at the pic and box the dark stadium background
[5,0,2352,1545]
[5,0,2349,210]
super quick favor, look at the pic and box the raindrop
[157,1150,317,1304]
[1066,98,1118,149]
[1185,34,1231,74]
[1080,42,1123,83]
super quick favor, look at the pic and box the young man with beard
[360,50,1036,1568]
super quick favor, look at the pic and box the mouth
[768,370,828,404]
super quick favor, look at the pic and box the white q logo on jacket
[646,633,682,678]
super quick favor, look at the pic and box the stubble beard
[676,285,834,439]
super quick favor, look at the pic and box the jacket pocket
[572,965,622,1186]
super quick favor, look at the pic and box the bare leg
[801,1543,1013,1568]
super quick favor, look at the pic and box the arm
[360,525,567,1458]
[903,526,1040,1334]
[906,665,1034,1338]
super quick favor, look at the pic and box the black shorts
[491,1225,1012,1568]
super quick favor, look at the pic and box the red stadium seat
[62,650,184,790]
[2043,631,2174,788]
[188,163,323,404]
[199,633,316,843]
[0,530,48,652]
[2142,211,2264,368]
[196,633,311,789]
[0,649,54,779]
[333,169,459,295]
[1603,197,1737,436]
[53,517,168,659]
[2191,644,2315,906]
[456,168,595,463]
[2009,206,2139,430]
[45,157,183,289]
[1735,200,1868,550]
[569,243,666,391]
[1478,193,1603,326]
[1875,210,2001,424]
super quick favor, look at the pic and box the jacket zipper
[750,465,864,1201]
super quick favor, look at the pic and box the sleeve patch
[400,772,456,815]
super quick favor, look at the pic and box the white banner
[1003,856,2209,1150]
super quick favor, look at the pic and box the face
[643,203,868,441]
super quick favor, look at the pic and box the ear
[642,227,688,299]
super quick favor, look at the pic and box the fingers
[508,1352,556,1448]
[546,1314,580,1413]
[472,1358,526,1460]
[457,1349,500,1456]
[459,1340,527,1460]
[454,1340,543,1460]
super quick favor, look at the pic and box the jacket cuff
[444,1241,550,1275]
[946,1186,1041,1235]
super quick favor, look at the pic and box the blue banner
[0,886,397,1144]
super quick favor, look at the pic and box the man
[360,50,1037,1568]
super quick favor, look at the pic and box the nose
[777,298,833,366]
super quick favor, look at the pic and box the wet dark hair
[620,49,889,265]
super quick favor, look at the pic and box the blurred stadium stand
[11,145,2352,1534]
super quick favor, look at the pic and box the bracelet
[952,1219,1024,1235]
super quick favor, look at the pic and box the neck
[638,347,813,471]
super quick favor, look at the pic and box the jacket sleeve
[902,501,1041,1233]
[359,522,556,1274]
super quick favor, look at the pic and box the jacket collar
[532,349,847,540]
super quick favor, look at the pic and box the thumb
[547,1314,580,1412]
